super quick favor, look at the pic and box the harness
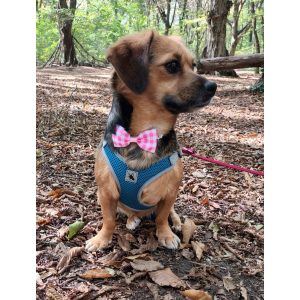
[102,141,180,211]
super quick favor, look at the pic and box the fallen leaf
[209,201,220,209]
[36,149,43,157]
[124,233,136,242]
[130,259,164,272]
[125,253,149,260]
[240,286,248,300]
[57,225,69,239]
[125,271,147,284]
[192,184,199,193]
[208,222,219,240]
[45,285,68,300]
[67,220,85,239]
[56,246,84,274]
[80,268,115,279]
[191,241,205,261]
[36,272,45,287]
[199,196,209,206]
[146,282,160,300]
[223,276,236,291]
[254,224,264,230]
[181,248,194,260]
[117,234,131,251]
[182,218,197,244]
[48,188,76,199]
[149,267,185,288]
[181,289,212,300]
[192,171,206,178]
[98,250,123,267]
[36,215,51,225]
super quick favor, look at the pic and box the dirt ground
[36,66,264,300]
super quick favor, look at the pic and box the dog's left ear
[107,31,155,94]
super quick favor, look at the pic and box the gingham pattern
[112,125,158,153]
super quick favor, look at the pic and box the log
[197,53,264,73]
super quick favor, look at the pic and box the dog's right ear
[106,31,155,94]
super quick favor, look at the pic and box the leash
[182,147,264,177]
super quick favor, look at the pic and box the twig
[42,41,60,68]
[220,241,244,261]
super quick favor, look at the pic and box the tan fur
[86,31,209,251]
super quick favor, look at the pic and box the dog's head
[107,31,217,114]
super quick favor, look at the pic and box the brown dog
[86,31,216,251]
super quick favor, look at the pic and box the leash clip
[182,147,195,156]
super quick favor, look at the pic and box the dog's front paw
[126,216,141,230]
[85,233,112,252]
[156,227,181,249]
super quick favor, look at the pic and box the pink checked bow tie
[112,125,158,153]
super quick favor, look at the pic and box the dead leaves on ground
[181,289,212,300]
[79,267,115,279]
[48,188,77,200]
[130,259,164,272]
[149,267,186,288]
[56,246,84,274]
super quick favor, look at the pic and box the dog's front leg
[155,192,181,249]
[85,188,118,252]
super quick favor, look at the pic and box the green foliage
[36,0,264,65]
[36,6,59,63]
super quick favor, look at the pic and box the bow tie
[112,125,158,153]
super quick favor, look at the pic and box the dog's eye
[165,60,181,74]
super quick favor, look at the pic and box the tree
[229,0,251,56]
[202,0,237,76]
[153,0,178,35]
[57,0,78,66]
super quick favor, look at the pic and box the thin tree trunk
[57,0,78,66]
[251,1,260,74]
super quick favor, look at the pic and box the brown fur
[86,31,216,251]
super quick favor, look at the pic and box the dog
[85,30,217,251]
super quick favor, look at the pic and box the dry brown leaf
[181,289,212,300]
[56,246,83,274]
[130,259,164,272]
[117,234,131,251]
[125,253,149,260]
[57,225,69,239]
[199,196,209,206]
[36,215,51,225]
[124,233,136,242]
[45,285,69,300]
[149,267,185,288]
[144,232,158,251]
[80,268,115,279]
[98,250,123,267]
[125,271,147,284]
[146,282,160,300]
[191,241,205,261]
[48,188,76,199]
[209,201,220,209]
[223,276,236,291]
[182,218,197,244]
[240,286,248,300]
[181,248,194,260]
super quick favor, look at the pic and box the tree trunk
[57,0,78,66]
[197,53,263,73]
[204,0,237,76]
[251,1,260,74]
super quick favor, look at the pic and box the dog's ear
[106,31,155,94]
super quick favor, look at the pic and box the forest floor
[36,67,264,300]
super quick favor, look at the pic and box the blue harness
[102,141,179,211]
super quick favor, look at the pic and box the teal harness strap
[102,142,179,211]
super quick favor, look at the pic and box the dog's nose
[204,80,217,95]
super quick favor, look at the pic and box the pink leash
[182,147,264,177]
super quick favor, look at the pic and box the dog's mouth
[163,94,214,114]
